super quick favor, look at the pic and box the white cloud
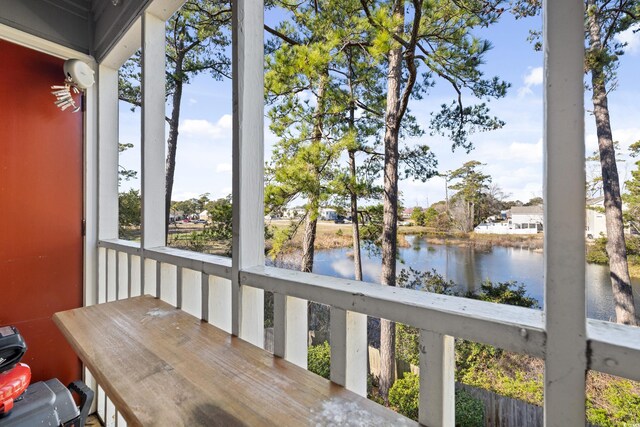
[216,163,232,173]
[586,127,640,155]
[524,67,543,86]
[504,139,543,164]
[180,114,232,140]
[615,24,640,54]
[518,67,543,97]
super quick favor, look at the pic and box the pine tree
[118,0,231,240]
[360,0,508,400]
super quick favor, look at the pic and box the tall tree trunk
[587,8,637,325]
[301,198,319,273]
[349,150,363,281]
[379,0,404,402]
[165,74,184,243]
[347,50,363,281]
[300,72,328,273]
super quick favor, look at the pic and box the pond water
[310,235,640,322]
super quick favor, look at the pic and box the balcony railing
[93,238,640,426]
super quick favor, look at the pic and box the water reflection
[310,235,640,321]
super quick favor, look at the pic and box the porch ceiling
[0,0,152,61]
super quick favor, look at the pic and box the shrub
[455,388,484,427]
[466,279,539,308]
[587,379,640,426]
[586,236,609,264]
[396,323,420,366]
[307,341,330,380]
[389,373,485,426]
[389,372,419,420]
[586,235,640,264]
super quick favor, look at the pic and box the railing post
[231,0,265,346]
[141,11,166,297]
[330,308,367,396]
[419,330,455,426]
[201,273,210,323]
[208,276,233,333]
[274,294,308,368]
[543,0,587,424]
[98,248,107,304]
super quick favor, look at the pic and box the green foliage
[587,380,640,426]
[171,193,211,216]
[524,197,543,206]
[410,207,426,226]
[587,236,610,264]
[397,267,457,294]
[389,372,419,420]
[388,373,485,425]
[184,231,208,252]
[202,195,233,241]
[625,141,640,234]
[587,235,640,265]
[307,341,331,380]
[467,280,539,308]
[118,143,137,183]
[460,363,544,406]
[448,161,492,231]
[455,389,485,427]
[118,189,141,237]
[423,207,439,227]
[268,225,296,259]
[396,324,420,366]
[455,339,499,382]
[360,204,385,244]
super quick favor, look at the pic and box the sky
[118,9,640,209]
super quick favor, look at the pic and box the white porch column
[543,0,587,424]
[97,65,119,241]
[141,11,166,297]
[231,0,265,346]
[96,65,119,306]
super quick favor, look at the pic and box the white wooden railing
[92,238,640,426]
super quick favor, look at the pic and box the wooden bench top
[53,295,417,426]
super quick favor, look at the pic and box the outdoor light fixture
[51,59,94,113]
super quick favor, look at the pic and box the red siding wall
[0,39,83,386]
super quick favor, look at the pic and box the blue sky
[118,10,640,208]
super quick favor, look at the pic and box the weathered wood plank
[588,319,640,382]
[54,296,415,426]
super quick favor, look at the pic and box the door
[0,39,83,386]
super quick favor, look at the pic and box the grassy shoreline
[128,221,640,278]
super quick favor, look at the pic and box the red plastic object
[0,363,31,415]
